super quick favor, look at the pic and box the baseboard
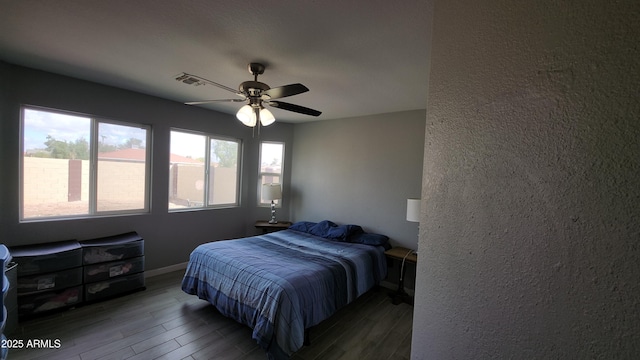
[145,262,188,278]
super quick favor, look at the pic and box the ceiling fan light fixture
[260,108,275,126]
[236,104,256,127]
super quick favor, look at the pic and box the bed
[181,220,389,359]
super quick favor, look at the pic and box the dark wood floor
[7,270,413,360]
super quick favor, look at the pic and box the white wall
[412,0,640,358]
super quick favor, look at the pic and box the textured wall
[412,0,639,358]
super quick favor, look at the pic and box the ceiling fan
[177,63,322,128]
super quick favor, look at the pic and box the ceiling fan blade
[262,83,309,99]
[268,101,322,116]
[185,98,246,105]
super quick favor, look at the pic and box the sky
[23,108,91,150]
[169,131,205,159]
[169,131,283,167]
[23,108,147,151]
[23,107,283,166]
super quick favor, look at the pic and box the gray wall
[290,110,426,250]
[412,0,640,358]
[0,63,294,271]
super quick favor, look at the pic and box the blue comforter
[181,229,387,359]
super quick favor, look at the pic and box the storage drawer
[18,285,82,317]
[5,264,16,302]
[17,267,82,294]
[84,272,145,302]
[0,334,7,360]
[4,263,17,335]
[10,240,81,276]
[83,256,144,283]
[1,245,8,330]
[80,232,144,265]
[2,275,8,298]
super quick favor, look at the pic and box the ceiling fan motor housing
[239,81,271,104]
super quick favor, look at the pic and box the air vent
[175,73,206,86]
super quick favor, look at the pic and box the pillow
[289,220,364,242]
[288,221,317,233]
[309,220,345,240]
[343,224,364,237]
[308,220,364,241]
[348,232,391,249]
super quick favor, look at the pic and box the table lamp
[263,183,282,224]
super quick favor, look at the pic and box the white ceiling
[0,1,431,123]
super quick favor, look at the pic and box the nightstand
[254,220,292,234]
[384,247,417,305]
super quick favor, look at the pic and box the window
[20,106,150,220]
[258,142,284,206]
[169,130,241,210]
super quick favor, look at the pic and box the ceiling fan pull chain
[256,107,261,137]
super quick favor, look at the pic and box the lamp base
[269,200,277,224]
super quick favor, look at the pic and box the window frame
[258,141,285,207]
[19,105,152,222]
[168,128,242,211]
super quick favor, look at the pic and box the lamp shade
[262,183,282,201]
[406,198,421,222]
[260,108,275,126]
[237,105,276,127]
[236,105,256,127]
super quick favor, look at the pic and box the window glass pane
[259,142,284,205]
[97,123,148,212]
[22,108,91,218]
[209,138,239,205]
[169,131,206,209]
[260,142,284,174]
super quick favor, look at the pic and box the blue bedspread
[181,229,387,359]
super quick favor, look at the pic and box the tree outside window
[169,130,241,210]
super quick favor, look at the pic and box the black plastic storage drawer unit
[80,232,145,303]
[80,232,144,265]
[10,240,84,318]
[17,267,82,294]
[17,285,82,316]
[83,256,145,283]
[84,272,145,302]
[10,240,82,277]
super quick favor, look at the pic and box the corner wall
[290,110,426,250]
[412,0,640,358]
